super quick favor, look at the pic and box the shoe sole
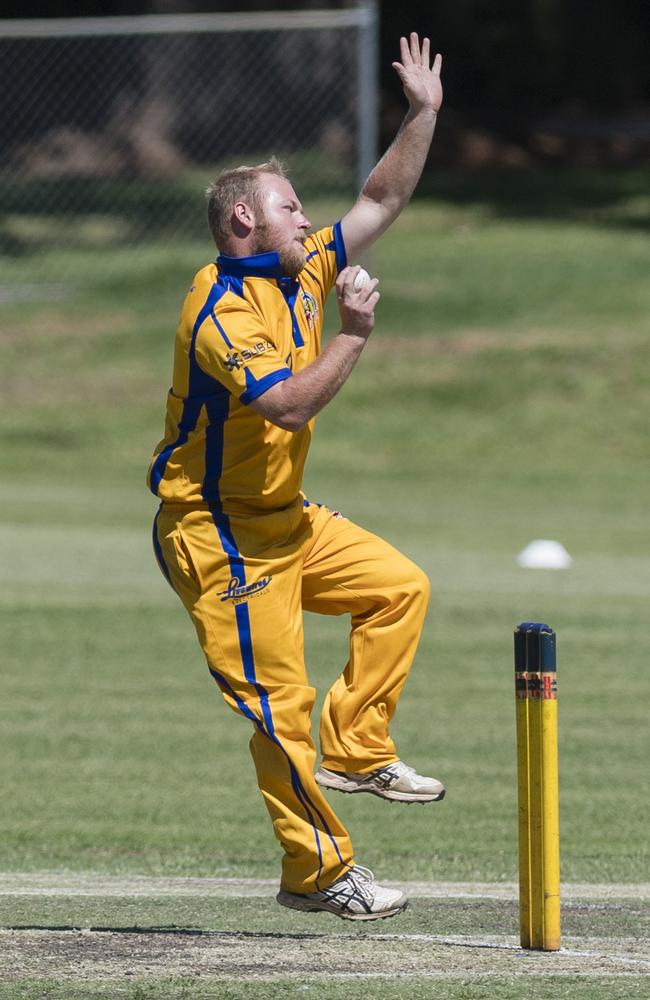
[315,774,445,804]
[277,890,408,921]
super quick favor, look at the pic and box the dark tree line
[5,0,649,115]
[383,1,649,113]
[3,1,649,168]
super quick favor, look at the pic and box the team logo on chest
[301,290,319,331]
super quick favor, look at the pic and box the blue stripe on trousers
[152,505,173,588]
[208,664,324,878]
[208,506,345,874]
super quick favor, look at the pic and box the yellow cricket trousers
[153,497,430,894]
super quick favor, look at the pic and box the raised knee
[392,556,430,611]
[409,561,431,607]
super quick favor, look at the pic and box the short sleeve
[194,298,291,404]
[300,221,347,302]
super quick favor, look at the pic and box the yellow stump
[514,622,561,951]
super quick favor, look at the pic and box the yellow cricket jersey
[147,223,347,514]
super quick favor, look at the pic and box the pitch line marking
[290,970,650,979]
[371,935,650,967]
[0,874,648,900]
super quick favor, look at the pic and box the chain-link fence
[0,6,377,287]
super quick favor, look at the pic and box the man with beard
[148,35,443,921]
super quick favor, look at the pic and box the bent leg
[301,506,430,774]
[154,505,354,894]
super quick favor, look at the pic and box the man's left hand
[392,33,443,114]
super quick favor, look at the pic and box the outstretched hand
[392,33,443,114]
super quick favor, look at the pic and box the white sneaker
[277,865,408,921]
[315,759,445,804]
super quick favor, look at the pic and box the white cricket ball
[353,267,371,291]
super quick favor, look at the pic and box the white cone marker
[517,540,572,569]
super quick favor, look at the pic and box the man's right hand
[336,266,380,341]
[248,266,379,431]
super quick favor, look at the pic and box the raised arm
[340,33,443,261]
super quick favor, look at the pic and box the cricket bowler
[148,34,444,920]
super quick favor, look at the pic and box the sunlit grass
[1,172,648,887]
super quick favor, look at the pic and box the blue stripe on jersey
[240,367,292,405]
[333,219,347,271]
[149,281,231,496]
[305,249,318,262]
[325,220,347,273]
[201,386,231,508]
[210,311,234,348]
[209,508,345,872]
[194,280,230,342]
[149,394,204,495]
[278,276,304,348]
[187,289,234,508]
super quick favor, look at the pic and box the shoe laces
[383,760,416,780]
[350,865,374,885]
[322,865,375,908]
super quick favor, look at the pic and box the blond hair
[206,157,287,250]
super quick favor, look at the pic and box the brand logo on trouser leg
[217,576,272,604]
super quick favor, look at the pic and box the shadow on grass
[6,925,324,939]
[4,925,526,954]
[416,168,650,229]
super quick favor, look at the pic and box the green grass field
[1,170,649,996]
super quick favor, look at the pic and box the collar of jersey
[216,251,287,279]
